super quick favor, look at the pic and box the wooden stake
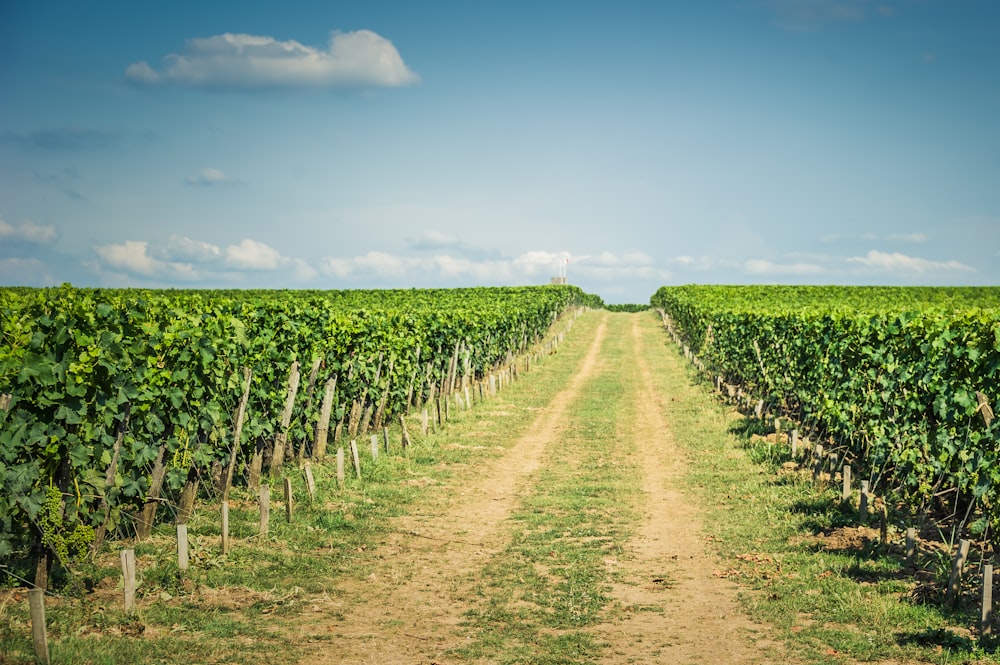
[314,377,336,460]
[982,563,994,639]
[336,448,345,489]
[842,465,852,501]
[859,480,870,521]
[284,478,293,523]
[812,443,825,483]
[946,539,971,607]
[222,367,252,500]
[221,502,230,554]
[259,484,270,537]
[177,523,189,572]
[370,434,379,461]
[120,549,136,611]
[303,463,316,501]
[271,361,301,475]
[28,588,49,665]
[790,429,799,458]
[382,426,390,454]
[350,439,362,479]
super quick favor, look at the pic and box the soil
[290,314,778,664]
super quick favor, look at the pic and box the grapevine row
[651,285,1000,544]
[0,284,599,581]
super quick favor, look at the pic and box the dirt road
[297,312,772,663]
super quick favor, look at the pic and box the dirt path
[592,315,774,664]
[297,312,770,663]
[300,317,610,663]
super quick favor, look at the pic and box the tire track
[593,314,771,664]
[300,314,610,664]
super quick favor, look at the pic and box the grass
[453,313,643,663]
[4,309,998,664]
[639,310,1000,664]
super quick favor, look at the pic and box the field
[2,286,1000,663]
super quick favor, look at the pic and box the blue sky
[1,0,998,303]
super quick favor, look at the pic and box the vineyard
[0,284,600,590]
[5,283,1000,663]
[652,285,1000,549]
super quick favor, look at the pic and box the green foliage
[652,284,1000,545]
[0,284,598,567]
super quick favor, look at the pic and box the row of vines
[0,284,601,587]
[651,285,1000,547]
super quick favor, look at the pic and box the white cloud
[126,30,419,89]
[187,168,234,186]
[95,240,200,280]
[0,216,58,244]
[744,259,825,275]
[225,238,283,270]
[154,235,222,262]
[317,249,672,286]
[847,250,975,274]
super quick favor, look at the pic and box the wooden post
[28,588,50,665]
[859,480,870,521]
[303,463,316,501]
[399,415,412,450]
[382,426,390,454]
[812,443,825,483]
[136,442,169,539]
[284,477,293,523]
[370,434,379,462]
[946,539,971,607]
[842,465,852,501]
[222,367,252,500]
[93,402,131,553]
[221,502,231,554]
[259,484,270,537]
[314,377,336,461]
[121,549,136,611]
[337,448,345,489]
[177,523,189,572]
[790,429,799,458]
[982,563,994,639]
[350,439,362,479]
[905,527,916,566]
[271,361,301,475]
[464,386,472,410]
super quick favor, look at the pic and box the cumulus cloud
[126,30,419,90]
[225,238,283,270]
[0,216,58,244]
[95,240,200,280]
[318,249,669,285]
[152,235,222,262]
[847,250,975,274]
[94,235,316,284]
[187,167,235,186]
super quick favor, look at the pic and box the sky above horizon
[1,0,998,304]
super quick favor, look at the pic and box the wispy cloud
[744,258,826,275]
[2,126,119,151]
[847,250,975,274]
[0,216,58,244]
[759,0,898,31]
[126,30,419,90]
[186,167,237,186]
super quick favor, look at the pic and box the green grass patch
[638,311,999,664]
